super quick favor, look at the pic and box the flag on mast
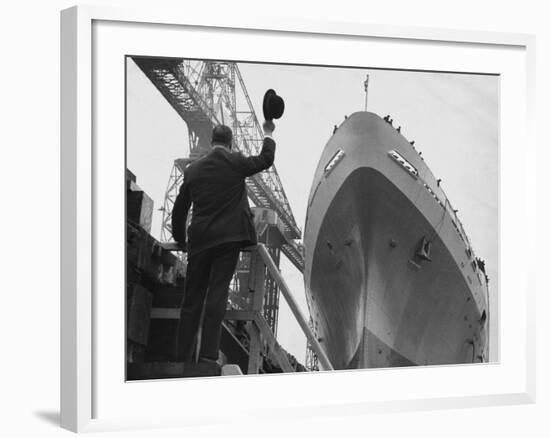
[364,74,370,111]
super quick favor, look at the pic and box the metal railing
[160,242,333,372]
[254,244,333,371]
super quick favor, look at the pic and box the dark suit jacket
[171,137,275,257]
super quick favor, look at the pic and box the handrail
[160,241,334,371]
[255,244,334,371]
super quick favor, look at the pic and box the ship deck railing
[409,156,488,288]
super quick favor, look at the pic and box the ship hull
[304,112,489,370]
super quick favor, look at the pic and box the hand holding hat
[262,120,275,136]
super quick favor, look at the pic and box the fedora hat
[262,89,285,121]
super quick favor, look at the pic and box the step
[127,361,221,380]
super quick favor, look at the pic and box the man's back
[172,136,275,256]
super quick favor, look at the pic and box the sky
[126,58,499,365]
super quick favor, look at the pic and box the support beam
[247,322,262,375]
[256,244,334,371]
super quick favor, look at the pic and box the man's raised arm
[237,120,276,177]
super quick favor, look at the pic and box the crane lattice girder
[135,58,213,149]
[132,57,304,270]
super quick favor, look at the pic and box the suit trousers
[175,242,241,362]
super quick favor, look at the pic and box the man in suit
[171,120,276,367]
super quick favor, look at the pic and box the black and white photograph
[5,0,548,435]
[125,56,498,380]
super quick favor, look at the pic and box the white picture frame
[60,5,536,433]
